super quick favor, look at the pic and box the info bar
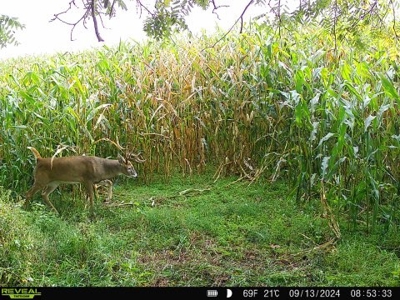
[1,287,398,300]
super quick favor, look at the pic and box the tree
[49,0,245,41]
[49,0,400,43]
[1,0,399,49]
[287,0,400,50]
[0,15,25,49]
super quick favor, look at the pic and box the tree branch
[50,0,85,41]
[390,0,399,40]
[333,0,338,54]
[50,0,104,42]
[91,0,104,41]
[136,0,154,17]
[205,0,255,50]
[210,0,229,20]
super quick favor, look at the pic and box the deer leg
[25,182,45,209]
[84,181,95,213]
[103,180,113,202]
[41,183,60,214]
[96,179,113,202]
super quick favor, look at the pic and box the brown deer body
[25,147,140,214]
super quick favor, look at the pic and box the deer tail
[27,147,42,159]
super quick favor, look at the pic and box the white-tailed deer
[24,147,144,214]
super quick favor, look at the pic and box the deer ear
[118,155,126,164]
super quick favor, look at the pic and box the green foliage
[0,186,42,285]
[265,0,399,52]
[143,5,188,40]
[1,21,400,230]
[0,15,25,48]
[142,0,211,40]
[1,175,399,286]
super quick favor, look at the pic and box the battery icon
[207,290,218,297]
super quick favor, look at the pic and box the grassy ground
[1,172,399,287]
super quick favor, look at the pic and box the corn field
[1,23,400,230]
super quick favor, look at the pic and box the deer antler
[127,152,146,163]
[123,145,146,163]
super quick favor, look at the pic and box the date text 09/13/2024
[240,288,394,298]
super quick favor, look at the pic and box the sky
[0,0,283,60]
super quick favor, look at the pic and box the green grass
[1,173,399,287]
